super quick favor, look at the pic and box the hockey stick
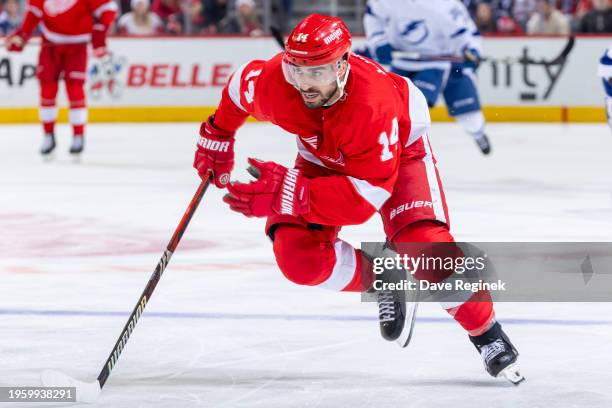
[390,35,575,65]
[391,51,466,63]
[41,174,212,403]
[270,25,285,49]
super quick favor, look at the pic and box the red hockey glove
[93,46,109,59]
[92,24,109,58]
[6,33,26,52]
[193,115,235,188]
[223,158,310,218]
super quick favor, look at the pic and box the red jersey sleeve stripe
[93,1,118,18]
[27,5,43,17]
[227,62,249,112]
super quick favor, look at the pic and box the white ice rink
[1,122,612,407]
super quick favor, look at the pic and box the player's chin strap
[323,62,351,107]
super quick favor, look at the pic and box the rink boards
[0,35,608,123]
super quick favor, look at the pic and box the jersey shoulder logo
[44,0,79,16]
[320,150,345,166]
[399,19,429,45]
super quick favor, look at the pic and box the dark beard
[301,85,339,109]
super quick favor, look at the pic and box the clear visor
[282,56,341,88]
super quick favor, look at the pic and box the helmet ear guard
[336,55,350,89]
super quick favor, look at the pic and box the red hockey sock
[72,125,85,136]
[446,290,495,336]
[40,81,59,134]
[43,122,55,134]
[66,81,87,136]
[392,221,495,335]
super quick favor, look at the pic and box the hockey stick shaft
[270,26,285,49]
[391,51,466,63]
[96,174,211,388]
[391,36,574,65]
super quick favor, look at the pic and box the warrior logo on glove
[223,158,310,218]
[193,115,236,188]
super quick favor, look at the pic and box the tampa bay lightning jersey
[598,44,612,97]
[364,0,482,69]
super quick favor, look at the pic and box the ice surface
[1,122,611,407]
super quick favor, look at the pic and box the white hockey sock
[69,108,88,126]
[39,106,58,123]
[455,111,486,140]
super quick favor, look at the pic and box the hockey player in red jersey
[5,0,117,156]
[193,14,523,384]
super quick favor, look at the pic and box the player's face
[282,58,345,108]
[298,80,338,109]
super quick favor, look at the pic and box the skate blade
[71,153,82,164]
[41,151,56,162]
[497,363,525,385]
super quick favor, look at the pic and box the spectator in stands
[497,14,525,33]
[218,0,263,36]
[202,0,229,34]
[152,0,184,33]
[463,0,479,18]
[513,0,536,30]
[187,0,206,33]
[0,0,21,35]
[475,1,524,33]
[576,0,594,18]
[270,0,293,33]
[493,0,515,19]
[578,0,612,32]
[526,0,571,33]
[117,0,163,35]
[475,2,497,32]
[558,0,579,14]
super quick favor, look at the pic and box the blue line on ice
[0,308,610,326]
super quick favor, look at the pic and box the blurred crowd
[113,0,274,36]
[465,0,612,34]
[0,0,283,36]
[1,0,611,36]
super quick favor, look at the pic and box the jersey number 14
[379,117,399,162]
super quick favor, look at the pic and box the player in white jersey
[362,0,491,154]
[598,44,612,130]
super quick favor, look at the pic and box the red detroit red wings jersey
[214,53,431,226]
[24,0,117,43]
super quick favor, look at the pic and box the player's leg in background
[380,135,522,382]
[443,64,491,155]
[37,42,61,156]
[391,67,446,108]
[598,48,612,130]
[63,43,89,155]
[602,78,612,129]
